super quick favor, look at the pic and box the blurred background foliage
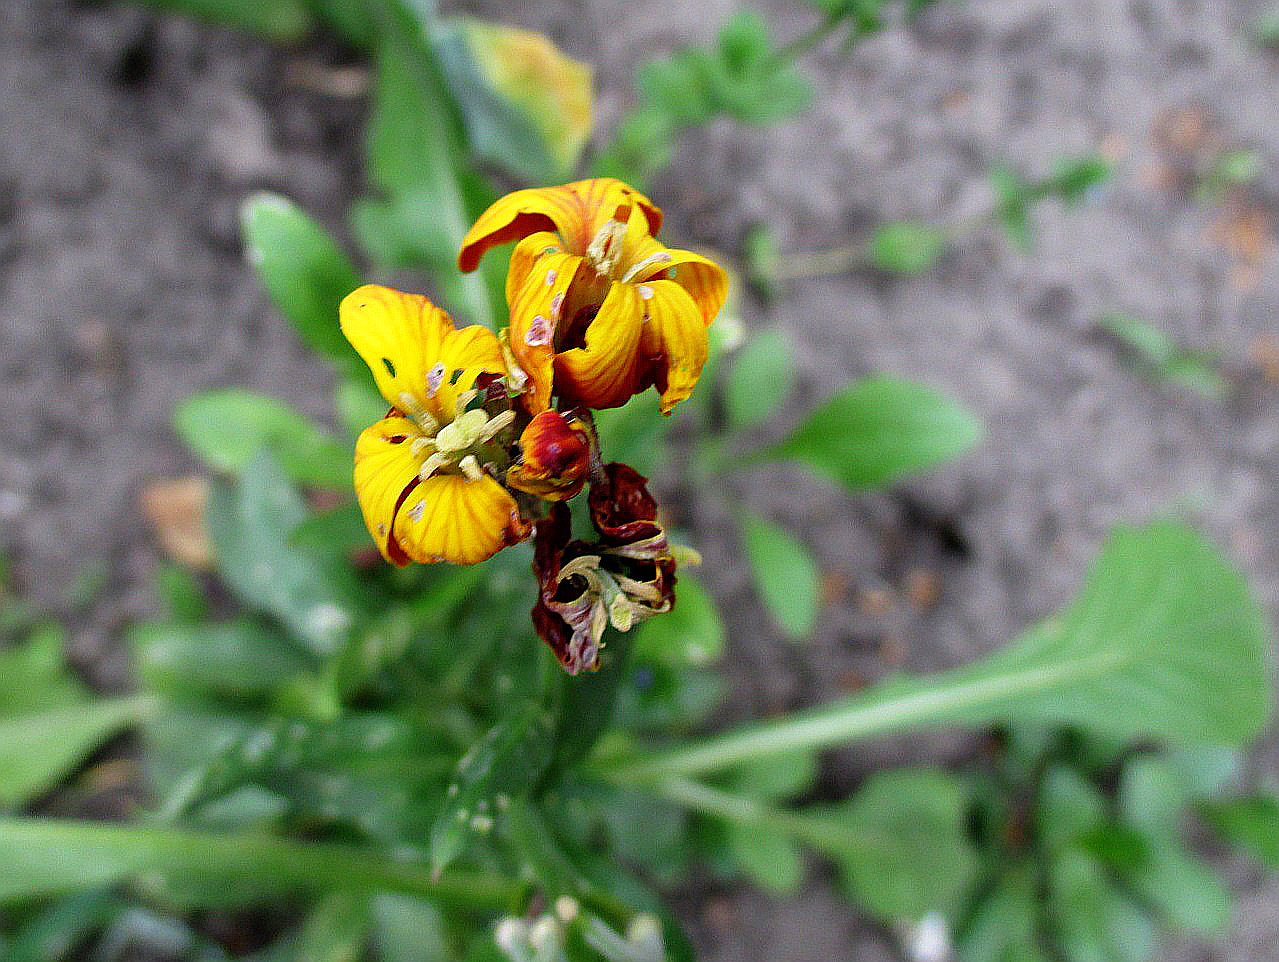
[1,1,1275,961]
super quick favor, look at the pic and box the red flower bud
[507,410,594,502]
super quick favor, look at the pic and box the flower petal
[625,232,728,327]
[394,473,530,566]
[459,178,662,272]
[635,278,709,415]
[340,284,505,423]
[353,415,428,566]
[554,281,645,410]
[508,252,583,414]
[506,230,563,307]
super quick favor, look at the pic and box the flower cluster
[342,179,727,674]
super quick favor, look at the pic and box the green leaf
[990,166,1032,251]
[240,193,364,375]
[436,18,594,181]
[959,868,1048,962]
[1099,313,1227,397]
[207,452,364,656]
[430,702,556,874]
[723,750,818,802]
[724,330,793,430]
[637,51,717,127]
[1037,764,1107,853]
[633,576,725,666]
[1253,9,1279,48]
[1050,848,1155,962]
[724,821,805,893]
[295,892,372,962]
[360,9,495,327]
[175,389,352,486]
[4,890,126,962]
[811,768,978,921]
[138,0,312,40]
[1048,154,1111,205]
[0,817,520,907]
[373,895,451,962]
[0,697,155,806]
[869,222,948,275]
[548,632,635,781]
[604,521,1270,780]
[767,375,982,488]
[133,620,316,702]
[738,512,820,640]
[1117,758,1231,933]
[0,624,86,715]
[1202,795,1279,869]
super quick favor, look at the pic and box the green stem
[0,817,523,911]
[768,13,845,70]
[597,646,1126,784]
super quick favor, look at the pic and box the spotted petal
[508,252,583,413]
[635,278,710,415]
[624,230,728,328]
[459,178,662,272]
[554,281,645,410]
[340,285,506,424]
[353,416,528,566]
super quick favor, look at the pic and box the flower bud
[507,410,594,501]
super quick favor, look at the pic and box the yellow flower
[341,284,531,566]
[458,178,728,416]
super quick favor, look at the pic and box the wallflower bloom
[341,284,530,566]
[458,178,728,416]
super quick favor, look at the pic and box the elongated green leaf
[208,452,365,656]
[430,702,556,873]
[724,330,793,430]
[767,376,982,488]
[0,697,156,806]
[359,5,495,327]
[133,620,316,701]
[0,817,520,907]
[241,193,364,374]
[739,512,820,641]
[175,389,352,487]
[433,19,593,182]
[604,521,1270,781]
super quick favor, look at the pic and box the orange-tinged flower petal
[458,178,662,272]
[340,285,506,424]
[625,231,728,327]
[506,230,564,307]
[635,279,710,415]
[555,281,645,410]
[508,251,583,414]
[354,416,529,566]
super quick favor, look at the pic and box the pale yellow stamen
[586,218,628,279]
[458,454,484,481]
[621,251,671,284]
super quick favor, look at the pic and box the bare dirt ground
[2,0,1278,959]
